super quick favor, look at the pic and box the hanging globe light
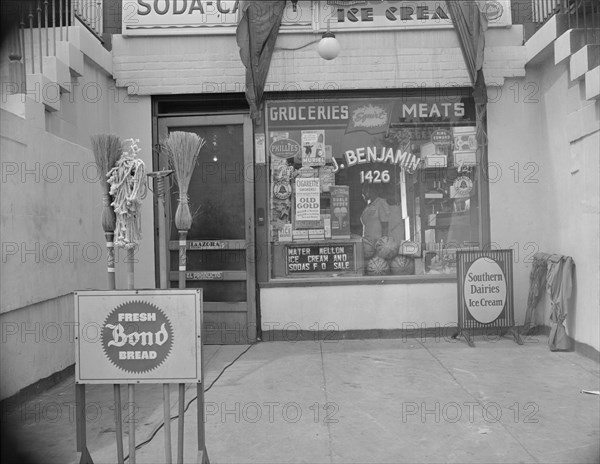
[318,31,340,60]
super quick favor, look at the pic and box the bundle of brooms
[162,131,206,288]
[90,134,122,289]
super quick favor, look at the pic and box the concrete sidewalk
[2,336,599,464]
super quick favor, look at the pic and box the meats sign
[74,289,202,383]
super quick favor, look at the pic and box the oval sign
[431,129,452,146]
[270,138,300,159]
[463,257,507,324]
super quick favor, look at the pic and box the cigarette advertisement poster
[295,178,321,222]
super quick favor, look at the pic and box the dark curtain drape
[236,1,287,121]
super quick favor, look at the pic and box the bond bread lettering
[101,301,174,374]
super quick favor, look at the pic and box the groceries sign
[74,290,203,383]
[122,1,511,36]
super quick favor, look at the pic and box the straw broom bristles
[162,131,206,231]
[90,134,122,232]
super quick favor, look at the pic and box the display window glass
[265,92,482,279]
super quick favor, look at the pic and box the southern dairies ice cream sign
[74,290,202,383]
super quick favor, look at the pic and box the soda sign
[75,290,203,384]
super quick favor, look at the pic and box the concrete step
[585,65,600,100]
[570,44,600,80]
[26,73,60,112]
[554,29,587,65]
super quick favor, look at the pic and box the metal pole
[59,0,63,40]
[19,10,26,87]
[29,5,35,74]
[37,1,43,73]
[44,1,49,57]
[52,0,56,55]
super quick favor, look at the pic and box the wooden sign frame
[454,249,523,347]
[74,289,202,384]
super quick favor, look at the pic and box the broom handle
[177,229,187,463]
[106,232,116,291]
[155,176,173,464]
[127,248,135,289]
[178,230,187,289]
[127,247,136,464]
[106,233,124,464]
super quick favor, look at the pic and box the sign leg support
[452,328,475,347]
[76,383,94,463]
[164,384,173,464]
[114,384,124,464]
[177,383,185,464]
[128,384,136,464]
[197,383,209,464]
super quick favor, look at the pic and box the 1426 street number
[360,170,390,184]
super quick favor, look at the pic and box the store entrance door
[158,115,256,344]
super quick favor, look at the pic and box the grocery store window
[265,92,483,279]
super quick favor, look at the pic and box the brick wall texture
[112,28,526,95]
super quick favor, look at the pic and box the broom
[162,132,206,287]
[89,134,124,464]
[161,131,205,464]
[90,134,122,290]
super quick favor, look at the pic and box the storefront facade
[3,0,598,400]
[107,0,597,345]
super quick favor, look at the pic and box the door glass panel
[169,124,245,241]
[167,123,247,301]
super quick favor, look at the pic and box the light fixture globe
[318,32,340,60]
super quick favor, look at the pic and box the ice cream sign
[463,257,507,324]
[74,290,203,383]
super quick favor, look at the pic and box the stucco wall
[0,29,154,398]
[532,57,599,352]
[488,64,599,352]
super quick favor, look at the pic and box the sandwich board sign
[454,249,522,346]
[74,289,202,383]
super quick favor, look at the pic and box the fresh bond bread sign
[74,289,202,383]
[102,301,173,373]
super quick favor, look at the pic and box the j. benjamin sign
[74,289,202,383]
